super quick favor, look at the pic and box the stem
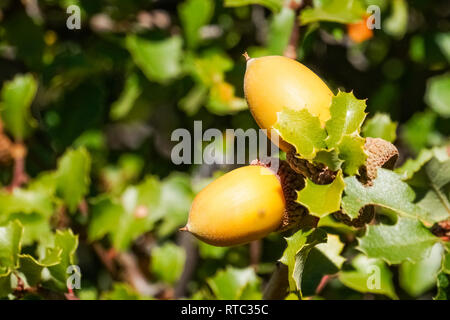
[283,0,309,60]
[8,142,28,191]
[263,263,289,300]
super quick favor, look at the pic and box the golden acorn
[243,54,333,152]
[182,161,307,247]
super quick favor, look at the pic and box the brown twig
[8,142,28,190]
[174,230,198,298]
[263,263,289,300]
[250,240,262,270]
[283,0,309,59]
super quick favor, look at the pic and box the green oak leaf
[434,273,450,300]
[362,113,398,143]
[297,170,345,218]
[425,73,450,118]
[0,73,37,140]
[301,234,345,296]
[300,0,365,25]
[274,108,327,159]
[339,254,397,299]
[112,177,161,251]
[0,270,12,298]
[395,149,434,180]
[342,168,425,220]
[336,134,367,176]
[207,267,262,300]
[0,188,54,221]
[224,0,283,12]
[178,0,214,49]
[0,220,23,270]
[267,7,296,55]
[55,147,91,213]
[325,91,367,148]
[358,217,439,264]
[18,253,60,287]
[404,156,450,224]
[156,173,194,237]
[88,196,123,242]
[101,283,151,300]
[150,242,186,285]
[47,229,79,287]
[280,228,327,296]
[110,73,142,121]
[313,149,343,171]
[399,243,444,297]
[126,35,182,84]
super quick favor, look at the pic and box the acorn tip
[179,226,189,232]
[242,52,250,61]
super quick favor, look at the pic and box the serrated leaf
[339,254,397,299]
[274,108,327,159]
[280,228,327,296]
[47,229,78,286]
[362,113,398,143]
[342,168,425,220]
[297,170,345,218]
[150,242,185,285]
[399,243,444,297]
[178,0,214,49]
[300,0,365,25]
[126,35,182,84]
[399,153,450,224]
[301,234,345,296]
[325,91,367,148]
[55,147,91,213]
[224,0,283,12]
[207,267,261,300]
[358,217,439,264]
[18,253,59,287]
[0,220,23,270]
[313,149,343,171]
[395,149,434,180]
[0,73,37,140]
[337,134,367,176]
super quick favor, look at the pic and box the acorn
[181,161,308,247]
[243,54,333,152]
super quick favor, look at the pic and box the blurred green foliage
[0,0,448,300]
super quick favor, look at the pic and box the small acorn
[182,161,307,247]
[243,54,333,152]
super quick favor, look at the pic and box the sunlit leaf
[297,170,345,218]
[358,216,439,264]
[362,113,398,143]
[274,108,327,159]
[151,242,186,285]
[55,147,91,213]
[126,35,183,83]
[0,73,37,140]
[339,254,397,299]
